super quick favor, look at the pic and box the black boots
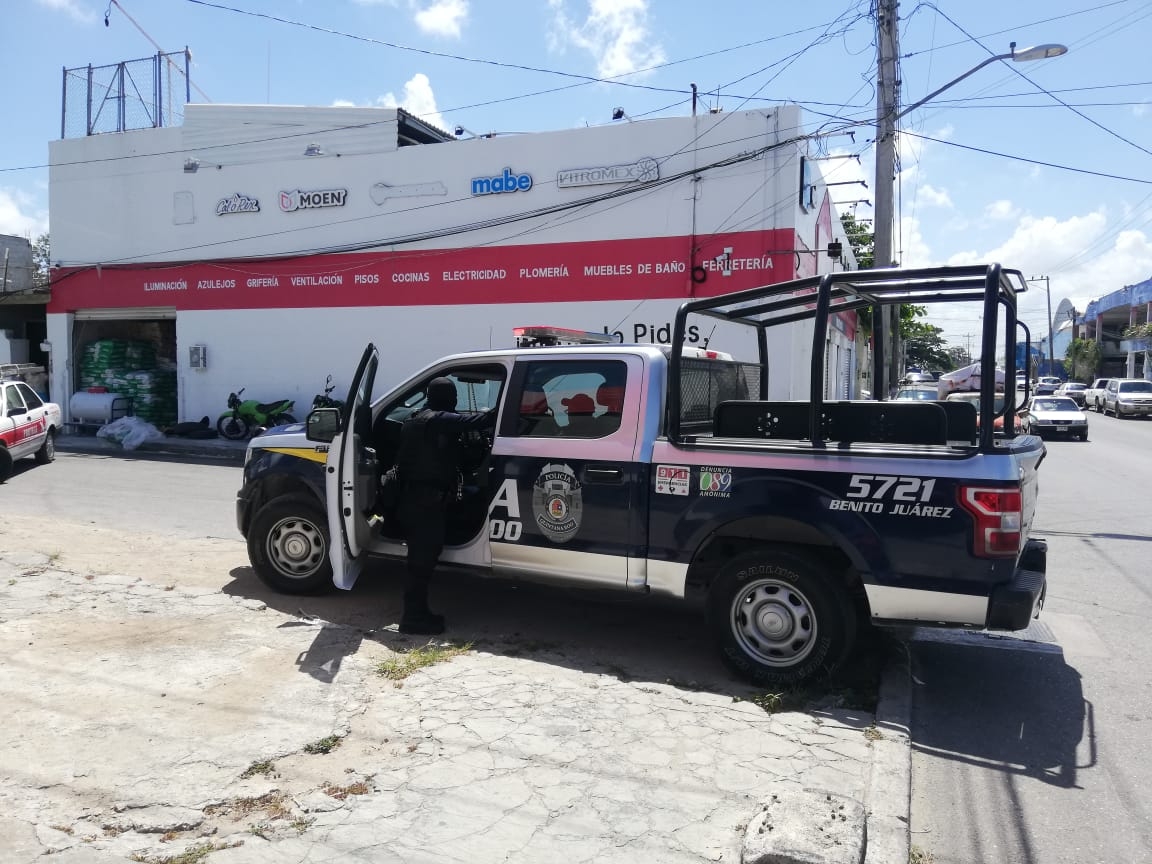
[398,607,445,635]
[399,573,445,635]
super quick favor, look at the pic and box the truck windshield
[1119,381,1152,393]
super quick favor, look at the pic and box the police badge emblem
[532,463,583,544]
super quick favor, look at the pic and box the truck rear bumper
[986,539,1047,630]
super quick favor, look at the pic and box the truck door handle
[584,464,624,483]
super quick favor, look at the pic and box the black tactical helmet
[427,377,457,411]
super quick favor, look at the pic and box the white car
[0,379,62,481]
[1102,378,1152,418]
[1083,378,1112,412]
[1019,395,1089,441]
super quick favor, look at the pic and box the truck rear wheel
[707,549,855,688]
[247,494,332,594]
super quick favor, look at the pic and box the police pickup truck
[236,264,1048,686]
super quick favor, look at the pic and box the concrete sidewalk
[1,511,911,864]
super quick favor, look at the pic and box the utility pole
[1027,275,1054,375]
[873,0,901,397]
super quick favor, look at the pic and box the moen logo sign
[279,188,348,212]
[471,168,532,197]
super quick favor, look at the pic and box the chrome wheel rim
[730,578,817,667]
[267,515,326,579]
[45,433,55,460]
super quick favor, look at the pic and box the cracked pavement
[0,515,880,863]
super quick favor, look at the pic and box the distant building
[1080,278,1152,379]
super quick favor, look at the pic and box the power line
[900,0,1143,59]
[928,4,1152,160]
[900,130,1152,184]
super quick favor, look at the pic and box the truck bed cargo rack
[669,263,1030,452]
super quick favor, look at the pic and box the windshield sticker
[698,466,732,498]
[533,463,583,544]
[656,464,690,496]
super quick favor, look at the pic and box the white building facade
[48,104,857,423]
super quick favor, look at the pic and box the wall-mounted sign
[557,157,659,188]
[370,181,447,206]
[279,189,348,212]
[216,193,260,215]
[471,168,532,197]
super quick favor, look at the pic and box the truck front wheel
[247,495,333,594]
[707,549,855,687]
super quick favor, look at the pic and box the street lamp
[871,26,1068,397]
[895,43,1068,124]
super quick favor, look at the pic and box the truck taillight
[958,486,1022,558]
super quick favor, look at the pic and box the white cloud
[897,215,933,268]
[916,184,953,208]
[985,200,1019,221]
[413,0,468,38]
[330,100,357,107]
[36,0,95,23]
[548,0,666,79]
[0,189,48,238]
[352,0,467,38]
[376,73,446,131]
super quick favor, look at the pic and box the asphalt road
[909,411,1152,864]
[1,448,242,541]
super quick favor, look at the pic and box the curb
[56,435,247,466]
[863,646,913,864]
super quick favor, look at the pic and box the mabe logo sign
[279,188,348,212]
[471,168,532,197]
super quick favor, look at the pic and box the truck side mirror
[306,408,341,443]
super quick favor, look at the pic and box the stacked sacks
[78,339,177,427]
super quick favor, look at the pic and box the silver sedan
[1019,396,1089,441]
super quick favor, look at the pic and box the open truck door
[324,344,379,590]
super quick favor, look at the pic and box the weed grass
[129,841,242,864]
[303,736,342,755]
[375,641,471,681]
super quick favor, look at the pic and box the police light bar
[513,326,617,347]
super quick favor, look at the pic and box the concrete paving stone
[28,848,125,864]
[0,818,43,864]
[295,790,349,813]
[742,788,866,864]
[0,533,900,864]
[514,830,613,864]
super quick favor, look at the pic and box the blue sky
[3,0,1151,345]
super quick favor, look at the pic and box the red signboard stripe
[48,230,799,313]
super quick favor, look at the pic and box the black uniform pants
[398,484,450,611]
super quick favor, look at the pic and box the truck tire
[247,494,333,594]
[707,549,855,688]
[35,429,56,464]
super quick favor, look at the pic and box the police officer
[395,377,496,634]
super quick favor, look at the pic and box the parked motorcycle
[217,388,297,440]
[311,374,344,411]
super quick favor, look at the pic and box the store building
[48,102,859,424]
[1080,278,1152,379]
